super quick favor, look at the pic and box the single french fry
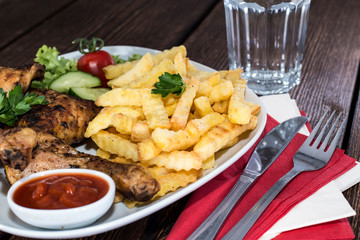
[225,68,244,82]
[124,168,201,207]
[209,80,234,104]
[212,100,229,114]
[131,120,152,142]
[85,107,113,138]
[151,168,201,197]
[196,73,220,97]
[164,101,178,116]
[202,155,216,170]
[137,138,161,161]
[141,89,171,129]
[152,45,187,65]
[228,78,251,124]
[170,77,199,130]
[111,113,135,135]
[147,166,176,177]
[207,72,221,86]
[108,53,154,88]
[95,88,143,107]
[162,95,177,106]
[194,116,257,160]
[96,148,111,159]
[91,130,139,161]
[218,70,228,79]
[218,68,243,80]
[221,136,239,149]
[106,127,131,140]
[122,58,175,89]
[103,61,136,80]
[146,151,202,171]
[174,52,186,76]
[247,102,261,115]
[196,80,212,97]
[110,156,136,164]
[186,61,215,81]
[152,112,225,152]
[186,112,226,137]
[151,128,190,151]
[85,106,144,137]
[194,96,213,117]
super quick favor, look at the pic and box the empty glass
[224,0,311,95]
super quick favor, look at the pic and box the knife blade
[187,116,308,240]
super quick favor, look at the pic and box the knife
[187,116,308,240]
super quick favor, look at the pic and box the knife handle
[221,168,300,240]
[187,171,256,240]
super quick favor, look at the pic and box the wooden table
[0,0,359,239]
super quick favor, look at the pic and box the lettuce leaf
[32,45,77,88]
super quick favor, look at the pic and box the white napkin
[258,94,359,239]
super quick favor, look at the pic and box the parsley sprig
[0,85,49,126]
[151,72,186,97]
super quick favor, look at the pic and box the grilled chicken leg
[15,88,100,145]
[0,127,160,202]
[0,63,44,93]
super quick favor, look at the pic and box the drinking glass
[224,0,311,95]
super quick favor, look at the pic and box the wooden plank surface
[0,0,75,51]
[0,0,218,67]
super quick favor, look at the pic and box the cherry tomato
[73,37,115,87]
[77,50,114,87]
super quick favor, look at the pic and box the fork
[222,110,347,240]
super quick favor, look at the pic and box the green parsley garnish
[0,85,49,126]
[151,72,186,97]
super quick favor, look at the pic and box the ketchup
[13,173,109,209]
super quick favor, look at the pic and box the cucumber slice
[49,71,101,93]
[69,87,110,101]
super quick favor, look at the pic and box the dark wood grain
[0,0,75,51]
[184,2,228,70]
[0,0,217,67]
[290,0,360,122]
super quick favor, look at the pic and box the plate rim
[0,45,266,239]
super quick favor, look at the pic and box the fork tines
[305,110,347,152]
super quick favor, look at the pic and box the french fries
[194,116,258,160]
[86,45,260,207]
[107,53,154,88]
[170,77,199,130]
[91,130,139,161]
[141,89,171,129]
[95,88,143,107]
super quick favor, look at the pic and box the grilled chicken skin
[0,127,160,202]
[15,88,100,145]
[0,63,44,93]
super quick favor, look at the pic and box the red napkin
[274,218,354,240]
[168,115,356,240]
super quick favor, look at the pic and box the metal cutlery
[187,116,308,240]
[222,110,347,240]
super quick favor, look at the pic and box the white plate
[0,46,266,239]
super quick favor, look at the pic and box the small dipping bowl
[7,169,115,229]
